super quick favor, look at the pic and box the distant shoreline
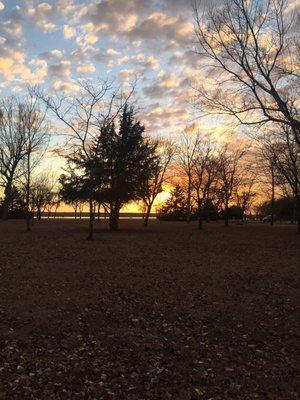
[41,212,157,220]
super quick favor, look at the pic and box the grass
[0,219,299,399]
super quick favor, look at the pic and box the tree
[158,184,188,220]
[141,139,175,227]
[20,94,49,231]
[191,139,219,229]
[95,106,158,231]
[261,127,300,233]
[257,195,296,222]
[0,95,49,228]
[236,181,256,219]
[59,172,87,220]
[177,132,201,223]
[0,186,26,219]
[35,79,135,239]
[217,144,246,226]
[193,0,300,146]
[0,97,28,220]
[30,175,55,221]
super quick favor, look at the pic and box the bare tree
[20,94,50,231]
[142,138,175,227]
[45,192,61,219]
[217,144,246,226]
[236,174,257,220]
[193,0,300,146]
[177,132,201,223]
[0,98,28,220]
[35,79,135,239]
[22,174,55,221]
[261,127,300,233]
[191,139,219,229]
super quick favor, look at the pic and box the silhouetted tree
[158,185,188,220]
[23,174,55,221]
[217,144,246,226]
[0,186,26,219]
[0,98,28,220]
[177,132,201,223]
[95,106,158,231]
[20,94,49,231]
[260,127,300,233]
[142,139,175,227]
[258,196,296,222]
[191,140,219,229]
[194,0,300,146]
[35,79,135,239]
[59,172,87,220]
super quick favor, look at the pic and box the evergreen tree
[96,106,158,230]
[158,185,187,220]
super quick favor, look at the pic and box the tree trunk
[87,197,95,240]
[186,179,191,224]
[37,208,42,221]
[25,173,31,232]
[1,178,13,221]
[97,203,100,223]
[224,201,229,227]
[74,205,78,220]
[270,163,275,226]
[109,203,120,231]
[143,203,152,227]
[198,211,203,230]
[296,196,300,235]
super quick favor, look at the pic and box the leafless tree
[45,192,61,219]
[193,0,300,146]
[217,144,246,226]
[34,79,135,239]
[177,132,201,223]
[235,173,257,219]
[0,98,28,220]
[20,94,50,231]
[261,127,300,232]
[191,139,219,229]
[142,138,175,227]
[23,174,55,221]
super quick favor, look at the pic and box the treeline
[1,0,300,237]
[0,89,299,238]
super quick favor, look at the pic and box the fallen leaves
[0,220,299,399]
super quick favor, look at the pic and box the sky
[0,0,206,138]
[0,0,210,211]
[0,0,299,211]
[0,0,299,136]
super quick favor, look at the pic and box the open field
[0,220,299,400]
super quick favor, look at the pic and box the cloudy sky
[1,0,298,138]
[0,0,207,137]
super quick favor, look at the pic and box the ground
[0,219,299,400]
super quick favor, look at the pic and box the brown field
[0,220,299,400]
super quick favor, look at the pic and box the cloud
[40,49,63,60]
[0,0,199,134]
[76,63,96,73]
[129,12,193,49]
[63,25,75,39]
[52,79,79,93]
[106,48,119,56]
[142,104,189,132]
[48,60,72,79]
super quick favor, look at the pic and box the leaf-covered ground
[0,220,299,399]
